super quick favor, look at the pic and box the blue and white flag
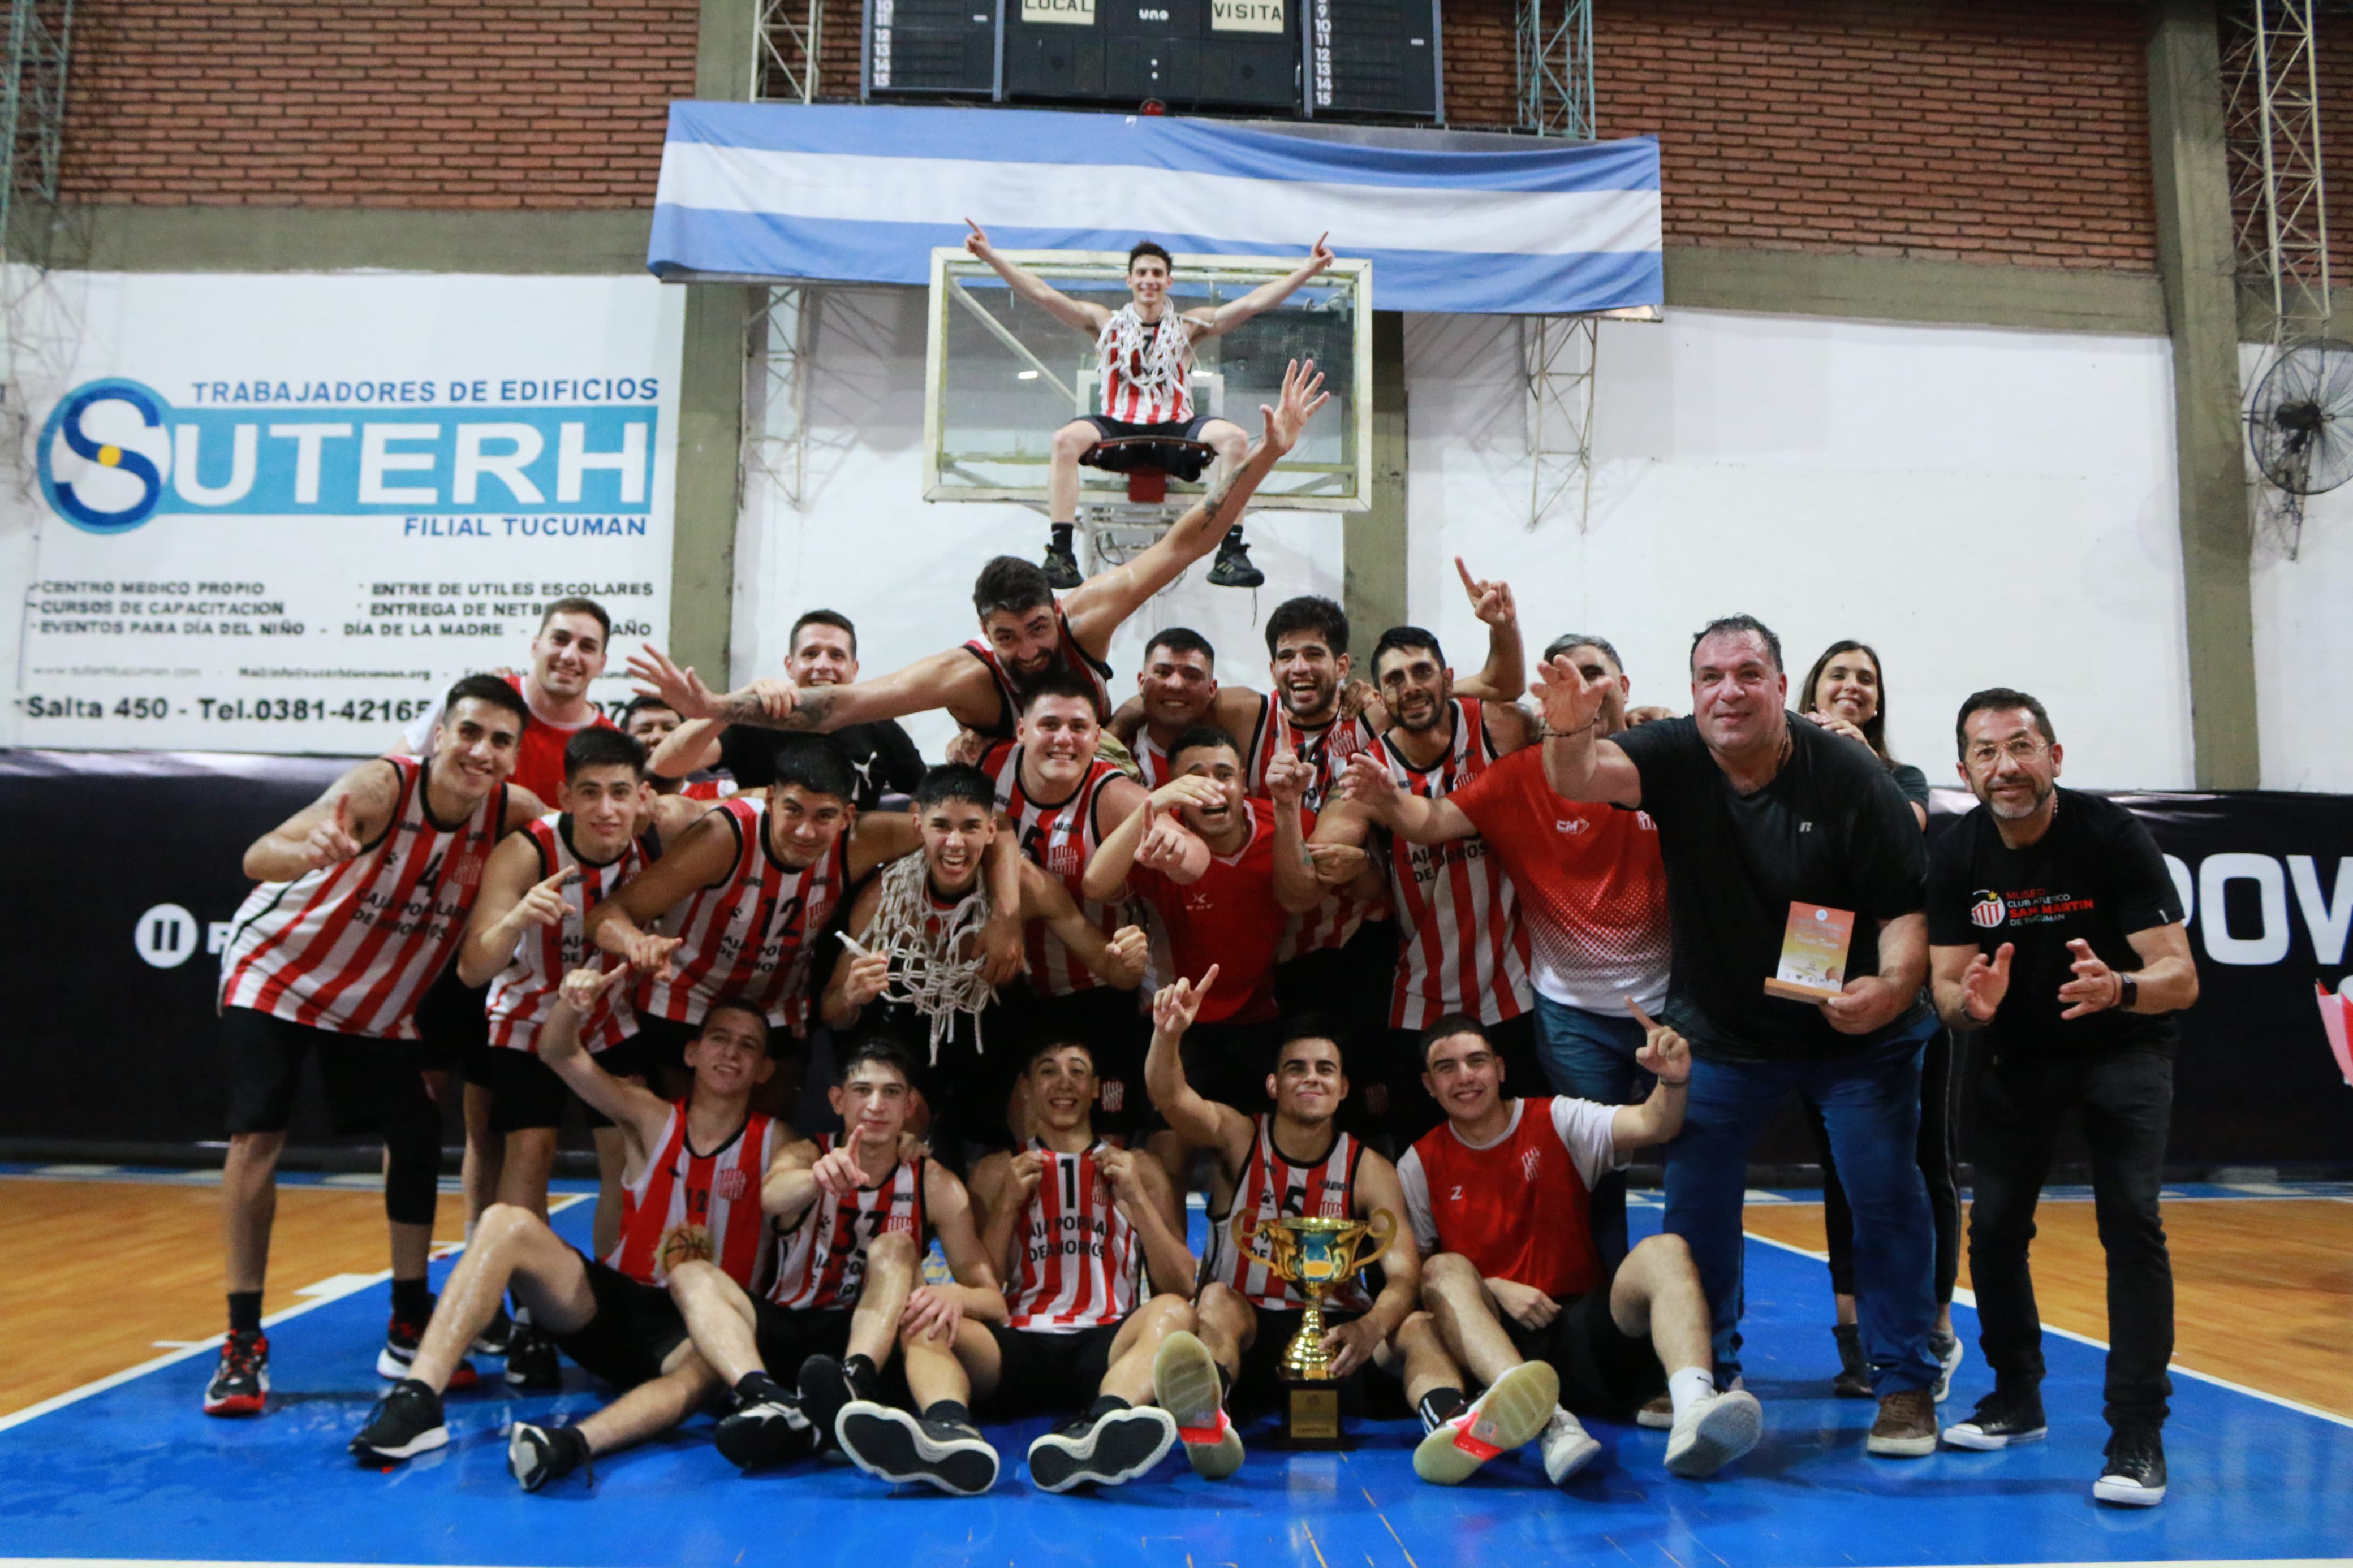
[650,103,1662,316]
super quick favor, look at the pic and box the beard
[1981,774,2056,820]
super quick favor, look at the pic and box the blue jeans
[1663,1017,1941,1394]
[1533,995,1648,1271]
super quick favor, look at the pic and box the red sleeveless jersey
[1201,1115,1372,1313]
[766,1134,928,1311]
[1378,698,1532,1028]
[1400,1098,1608,1299]
[485,813,649,1053]
[960,599,1113,740]
[635,797,848,1032]
[1006,1142,1147,1332]
[219,754,507,1039]
[979,741,1128,997]
[606,1103,778,1290]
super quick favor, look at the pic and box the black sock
[1051,522,1075,551]
[390,1276,432,1323]
[227,1290,264,1336]
[1417,1386,1467,1432]
[924,1399,973,1429]
[551,1423,592,1471]
[1085,1393,1130,1420]
[1221,523,1245,548]
[843,1353,878,1401]
[397,1377,439,1404]
[735,1370,790,1405]
[1217,1363,1235,1399]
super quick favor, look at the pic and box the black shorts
[1502,1277,1667,1420]
[1181,1017,1281,1119]
[1232,1306,1408,1422]
[220,1005,438,1139]
[1000,987,1160,1144]
[1077,414,1222,479]
[552,1254,690,1389]
[982,1320,1125,1417]
[751,1300,854,1376]
[482,1035,649,1134]
[631,1013,702,1085]
[415,968,490,1078]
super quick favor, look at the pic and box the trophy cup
[1232,1210,1396,1449]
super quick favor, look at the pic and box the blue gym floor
[4,1183,2348,1568]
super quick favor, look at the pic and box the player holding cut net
[963,221,1336,590]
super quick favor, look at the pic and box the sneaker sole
[1866,1430,1940,1458]
[715,1407,815,1472]
[1666,1391,1763,1479]
[1414,1362,1560,1485]
[1152,1332,1243,1481]
[203,1364,269,1418]
[797,1356,856,1454]
[2093,1476,2166,1507]
[1635,1398,1673,1431]
[1027,1409,1178,1493]
[1542,1429,1603,1487]
[837,1404,998,1496]
[1941,1423,2046,1452]
[507,1426,557,1492]
[352,1424,449,1463]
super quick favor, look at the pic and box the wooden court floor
[5,1177,2347,1422]
[1742,1198,2353,1417]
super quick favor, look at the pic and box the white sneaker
[1412,1362,1559,1485]
[1664,1388,1762,1479]
[1540,1407,1604,1485]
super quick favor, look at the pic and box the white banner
[7,273,683,754]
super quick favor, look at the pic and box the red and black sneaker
[202,1329,270,1416]
[376,1303,477,1390]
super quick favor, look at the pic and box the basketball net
[867,850,998,1064]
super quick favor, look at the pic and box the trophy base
[1277,1376,1349,1450]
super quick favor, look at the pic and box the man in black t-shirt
[1529,614,1943,1459]
[1927,687,2198,1509]
[646,610,925,811]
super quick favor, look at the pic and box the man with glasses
[1928,688,2198,1507]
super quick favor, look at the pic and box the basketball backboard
[921,248,1374,512]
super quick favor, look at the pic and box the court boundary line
[4,1559,2350,1568]
[1742,1227,2353,1432]
[0,1195,585,1435]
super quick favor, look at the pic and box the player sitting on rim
[1143,970,1458,1483]
[347,967,779,1492]
[1400,1012,1762,1487]
[963,223,1335,590]
[673,1037,1007,1473]
[624,357,1331,746]
[833,1037,1201,1495]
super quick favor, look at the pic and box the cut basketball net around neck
[865,851,997,1063]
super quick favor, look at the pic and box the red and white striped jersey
[635,797,849,1033]
[960,599,1114,741]
[1271,707,1385,960]
[1096,306,1196,425]
[979,741,1128,997]
[485,813,650,1054]
[219,755,508,1040]
[1006,1142,1147,1332]
[607,1103,779,1291]
[1378,698,1533,1029]
[1201,1115,1372,1314]
[767,1134,928,1311]
[1135,696,1277,790]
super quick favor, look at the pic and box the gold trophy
[1232,1210,1396,1449]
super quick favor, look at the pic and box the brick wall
[1446,0,2160,271]
[59,1,699,206]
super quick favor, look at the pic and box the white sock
[1669,1366,1716,1421]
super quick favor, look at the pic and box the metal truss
[742,286,812,512]
[753,0,824,104]
[1515,0,1593,141]
[1523,314,1597,532]
[1,0,72,257]
[2222,0,2330,340]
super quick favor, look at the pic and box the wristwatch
[2116,972,2137,1011]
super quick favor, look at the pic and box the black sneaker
[1942,1388,2048,1450]
[1831,1323,1872,1399]
[377,1302,477,1389]
[715,1384,818,1471]
[1205,538,1264,589]
[836,1401,998,1496]
[202,1329,270,1417]
[1928,1327,1964,1404]
[502,1325,561,1390]
[508,1420,590,1493]
[1026,1405,1178,1493]
[350,1378,448,1463]
[1041,542,1083,590]
[2095,1425,2167,1507]
[796,1354,862,1454]
[471,1306,514,1357]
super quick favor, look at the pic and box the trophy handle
[1351,1208,1397,1273]
[1234,1210,1295,1273]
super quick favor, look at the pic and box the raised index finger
[1623,996,1659,1032]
